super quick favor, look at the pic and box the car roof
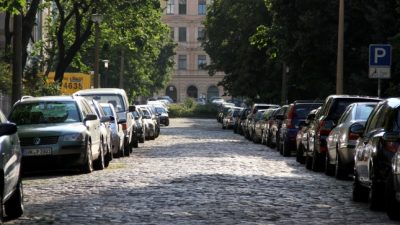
[19,95,78,103]
[74,88,127,95]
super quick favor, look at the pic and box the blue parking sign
[369,44,392,67]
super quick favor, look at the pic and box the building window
[198,0,206,15]
[178,55,187,70]
[167,0,175,14]
[198,55,207,69]
[178,27,186,42]
[170,27,175,41]
[197,27,205,41]
[187,85,198,98]
[179,0,186,15]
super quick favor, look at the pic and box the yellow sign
[47,72,91,95]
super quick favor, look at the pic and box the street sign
[369,44,392,79]
[47,72,91,95]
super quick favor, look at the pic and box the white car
[137,107,156,140]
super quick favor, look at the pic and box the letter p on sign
[369,44,391,67]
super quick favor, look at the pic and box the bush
[168,101,218,118]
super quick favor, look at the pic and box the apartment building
[159,0,225,102]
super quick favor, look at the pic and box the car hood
[17,123,87,137]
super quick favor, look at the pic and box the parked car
[217,104,234,123]
[237,108,250,135]
[154,106,169,126]
[279,101,323,157]
[296,108,320,164]
[137,106,156,140]
[89,100,113,167]
[245,103,280,140]
[74,88,137,156]
[269,105,289,149]
[352,98,400,220]
[222,107,242,129]
[141,104,161,138]
[305,95,381,172]
[132,107,146,143]
[0,110,24,221]
[100,103,125,158]
[326,102,377,178]
[254,108,277,144]
[9,96,103,173]
[249,109,268,142]
[261,108,280,145]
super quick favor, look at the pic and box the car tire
[82,142,93,173]
[385,174,400,220]
[93,143,105,170]
[4,178,24,219]
[369,169,384,210]
[132,137,139,148]
[282,140,291,157]
[104,145,112,168]
[325,152,335,176]
[305,155,313,170]
[352,173,368,202]
[311,150,322,172]
[124,142,131,157]
[165,119,169,126]
[335,151,347,180]
[296,144,305,164]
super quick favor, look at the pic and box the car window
[392,109,400,132]
[79,94,125,113]
[0,111,6,123]
[9,101,80,125]
[337,105,352,124]
[365,104,385,133]
[354,104,375,121]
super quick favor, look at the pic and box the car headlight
[62,133,84,142]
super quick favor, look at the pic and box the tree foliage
[203,0,400,102]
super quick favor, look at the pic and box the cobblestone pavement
[7,118,399,225]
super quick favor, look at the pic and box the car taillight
[348,131,359,141]
[121,123,128,131]
[286,107,295,129]
[385,141,400,153]
[318,120,331,136]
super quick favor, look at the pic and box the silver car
[326,102,377,179]
[100,103,125,158]
[0,110,24,222]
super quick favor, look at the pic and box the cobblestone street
[7,118,398,225]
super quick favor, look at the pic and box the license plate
[23,148,52,156]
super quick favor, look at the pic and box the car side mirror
[383,132,400,142]
[109,116,115,122]
[84,114,98,122]
[349,123,365,137]
[118,118,127,124]
[0,123,17,136]
[128,105,136,112]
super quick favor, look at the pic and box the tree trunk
[12,14,23,105]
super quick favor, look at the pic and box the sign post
[369,44,392,97]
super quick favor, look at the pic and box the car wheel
[311,150,322,172]
[165,119,169,126]
[385,173,400,220]
[296,144,305,164]
[335,151,347,180]
[325,151,335,176]
[305,155,313,170]
[4,178,24,219]
[282,140,290,157]
[369,168,384,210]
[82,142,93,173]
[93,142,105,170]
[104,145,112,168]
[132,136,139,148]
[124,142,131,157]
[352,173,368,202]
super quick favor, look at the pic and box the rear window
[78,94,125,113]
[355,104,375,120]
[294,103,323,119]
[328,98,379,122]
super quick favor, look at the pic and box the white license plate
[23,148,52,156]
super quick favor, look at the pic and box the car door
[80,99,101,156]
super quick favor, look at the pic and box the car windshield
[102,105,113,117]
[156,107,166,114]
[79,94,125,113]
[9,101,80,125]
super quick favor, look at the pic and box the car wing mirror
[0,123,17,136]
[100,116,111,123]
[118,118,127,124]
[84,113,98,122]
[349,123,365,137]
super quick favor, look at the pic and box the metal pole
[336,0,344,94]
[12,14,23,105]
[378,78,381,97]
[94,22,100,88]
[281,62,287,105]
[119,48,124,88]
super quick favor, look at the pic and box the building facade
[159,0,225,103]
